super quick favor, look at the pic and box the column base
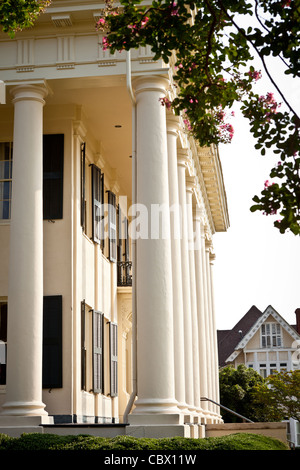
[0,415,54,438]
[126,424,191,438]
[129,398,184,425]
[1,400,48,417]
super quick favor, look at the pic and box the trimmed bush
[0,432,289,451]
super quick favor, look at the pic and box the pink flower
[159,97,172,110]
[247,70,262,81]
[102,36,111,51]
[141,16,149,28]
[183,118,192,131]
[170,1,179,16]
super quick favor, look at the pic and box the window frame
[0,142,13,221]
[107,190,117,263]
[109,322,118,397]
[91,164,105,249]
[92,309,104,394]
[261,322,282,348]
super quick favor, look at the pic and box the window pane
[0,143,12,220]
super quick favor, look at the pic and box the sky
[212,58,300,331]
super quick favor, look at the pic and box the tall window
[107,190,117,262]
[0,298,63,388]
[0,136,64,221]
[91,164,104,248]
[261,323,282,348]
[93,310,104,394]
[0,143,13,220]
[109,322,118,397]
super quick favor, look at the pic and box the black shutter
[43,296,62,389]
[117,205,123,284]
[81,142,86,230]
[43,134,64,220]
[109,322,118,397]
[124,217,131,284]
[91,165,104,247]
[93,310,104,394]
[81,301,86,391]
[107,191,117,262]
[124,217,129,263]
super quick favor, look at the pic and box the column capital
[186,175,196,194]
[10,82,49,105]
[193,203,203,221]
[133,74,170,96]
[177,148,190,167]
[166,112,180,136]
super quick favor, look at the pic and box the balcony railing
[117,261,132,287]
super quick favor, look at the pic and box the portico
[0,0,229,438]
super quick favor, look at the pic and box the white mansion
[0,0,229,438]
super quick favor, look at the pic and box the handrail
[201,397,254,423]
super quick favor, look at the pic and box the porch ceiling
[47,76,133,198]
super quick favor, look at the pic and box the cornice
[196,144,230,233]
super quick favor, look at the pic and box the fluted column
[177,150,194,416]
[185,177,201,417]
[129,76,180,423]
[1,84,48,418]
[166,114,186,413]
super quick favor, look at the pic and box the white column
[193,207,209,421]
[177,150,194,415]
[166,114,186,413]
[129,76,180,422]
[185,177,201,417]
[2,84,48,418]
[201,225,214,421]
[205,232,217,419]
[209,249,221,420]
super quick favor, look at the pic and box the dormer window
[261,322,282,348]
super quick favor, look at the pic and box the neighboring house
[217,306,300,447]
[0,1,229,438]
[218,305,300,374]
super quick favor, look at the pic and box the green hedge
[0,432,289,451]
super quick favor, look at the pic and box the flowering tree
[97,0,300,234]
[1,1,299,234]
[0,0,51,37]
[252,370,300,422]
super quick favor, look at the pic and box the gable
[225,305,300,363]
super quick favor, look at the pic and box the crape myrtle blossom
[97,0,300,235]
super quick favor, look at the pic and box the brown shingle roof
[217,305,263,367]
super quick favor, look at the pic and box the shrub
[0,432,289,451]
